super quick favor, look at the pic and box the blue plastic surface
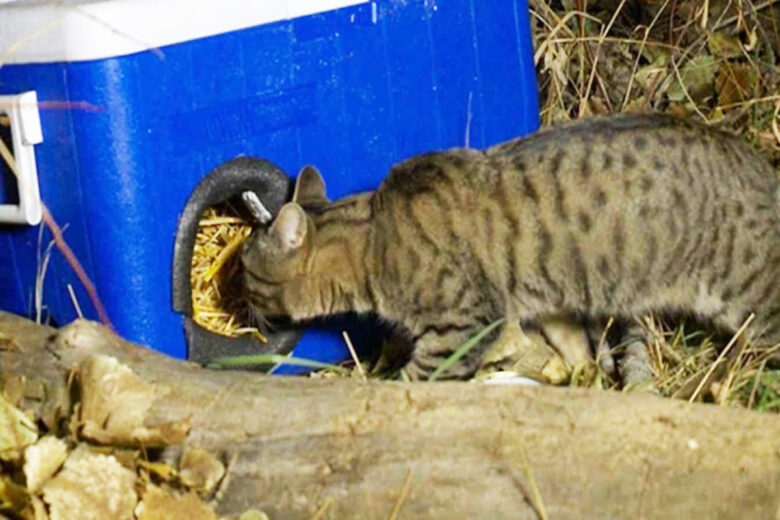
[0,0,540,367]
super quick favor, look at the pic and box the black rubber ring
[171,156,303,363]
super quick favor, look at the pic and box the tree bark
[1,312,778,519]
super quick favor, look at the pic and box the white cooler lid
[0,0,368,64]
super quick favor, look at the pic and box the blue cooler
[0,0,540,366]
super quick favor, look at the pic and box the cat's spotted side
[241,114,780,379]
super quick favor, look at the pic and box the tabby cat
[241,113,780,380]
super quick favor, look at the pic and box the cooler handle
[0,91,43,225]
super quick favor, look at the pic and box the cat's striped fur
[241,113,780,379]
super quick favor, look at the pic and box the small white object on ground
[478,371,543,386]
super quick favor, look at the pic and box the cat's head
[240,166,329,318]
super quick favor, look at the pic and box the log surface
[1,312,778,519]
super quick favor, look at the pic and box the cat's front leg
[405,323,502,381]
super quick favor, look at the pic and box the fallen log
[0,312,778,519]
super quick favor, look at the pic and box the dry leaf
[0,476,31,516]
[634,60,668,93]
[757,131,779,149]
[542,44,569,87]
[707,32,743,59]
[477,322,568,384]
[668,55,717,103]
[716,62,757,106]
[588,97,611,115]
[178,448,225,495]
[77,355,188,446]
[135,484,217,520]
[42,446,137,520]
[0,394,38,462]
[666,102,693,118]
[23,436,68,493]
[31,495,48,520]
[623,96,647,113]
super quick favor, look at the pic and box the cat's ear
[269,203,308,250]
[293,165,329,207]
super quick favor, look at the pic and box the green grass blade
[429,319,505,382]
[208,353,350,374]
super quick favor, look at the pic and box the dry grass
[640,316,780,410]
[531,0,779,166]
[190,206,264,341]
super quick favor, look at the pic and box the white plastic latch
[0,91,43,225]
